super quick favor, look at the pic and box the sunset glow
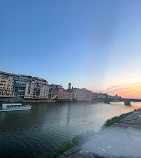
[105,83,141,99]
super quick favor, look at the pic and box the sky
[0,0,141,98]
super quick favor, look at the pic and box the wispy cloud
[104,83,141,99]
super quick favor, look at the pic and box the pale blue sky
[0,0,141,94]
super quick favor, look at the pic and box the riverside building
[52,88,72,100]
[0,71,96,101]
[48,84,63,99]
[66,83,77,101]
[0,71,49,99]
[52,83,77,101]
[74,88,92,101]
[12,74,32,97]
[0,72,14,97]
[24,77,49,99]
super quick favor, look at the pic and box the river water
[0,102,141,158]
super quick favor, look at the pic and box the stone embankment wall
[0,98,98,103]
[58,109,141,158]
[0,97,55,103]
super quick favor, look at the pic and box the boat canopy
[2,103,22,106]
[2,103,22,108]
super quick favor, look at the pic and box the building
[40,84,49,99]
[24,77,49,99]
[74,88,92,101]
[48,84,63,99]
[50,83,77,101]
[0,71,100,102]
[66,89,77,101]
[0,72,14,97]
[108,94,121,100]
[12,74,32,97]
[66,83,77,101]
[97,93,108,99]
[48,84,56,99]
[52,88,72,100]
[0,71,49,99]
[92,93,99,100]
[10,73,49,99]
[92,92,109,101]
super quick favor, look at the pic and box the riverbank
[103,110,136,127]
[0,97,101,104]
[0,97,56,103]
[0,97,96,103]
[43,130,98,158]
[57,108,141,158]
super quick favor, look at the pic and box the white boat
[0,103,31,111]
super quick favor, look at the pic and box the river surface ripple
[0,102,141,158]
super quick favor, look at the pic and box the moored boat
[0,103,31,111]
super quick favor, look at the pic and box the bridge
[93,97,141,106]
[121,98,141,106]
[106,98,141,106]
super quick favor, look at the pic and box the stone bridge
[122,98,141,106]
[95,98,141,106]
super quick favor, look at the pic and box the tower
[68,83,71,90]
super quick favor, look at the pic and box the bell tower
[68,83,71,89]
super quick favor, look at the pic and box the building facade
[49,84,63,100]
[0,72,14,97]
[74,88,92,101]
[12,74,32,97]
[0,71,49,99]
[0,72,105,102]
[66,83,77,101]
[24,78,49,99]
[52,88,72,100]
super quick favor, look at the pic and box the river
[0,102,141,158]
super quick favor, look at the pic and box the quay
[58,108,141,158]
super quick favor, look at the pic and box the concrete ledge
[68,152,96,158]
[63,146,81,157]
[57,154,66,158]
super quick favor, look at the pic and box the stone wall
[0,97,54,103]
